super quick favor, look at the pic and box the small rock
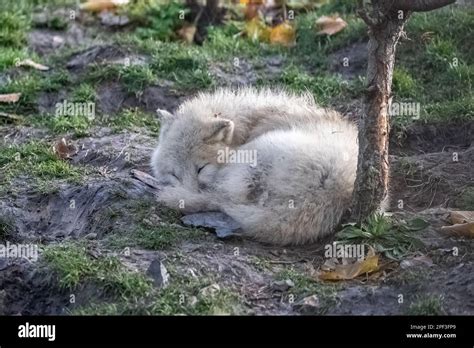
[199,283,220,298]
[293,295,321,314]
[84,233,97,240]
[271,279,295,292]
[400,255,433,269]
[181,212,242,238]
[146,259,169,288]
[188,296,198,307]
[99,11,130,26]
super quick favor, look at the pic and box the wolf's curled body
[151,88,358,245]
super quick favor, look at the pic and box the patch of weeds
[42,69,72,92]
[273,65,347,105]
[0,47,31,72]
[0,217,15,242]
[149,43,214,90]
[337,214,427,260]
[75,269,243,315]
[106,108,160,134]
[393,67,419,98]
[0,73,43,114]
[107,224,203,251]
[405,294,445,315]
[421,95,474,123]
[31,114,93,137]
[85,63,156,94]
[0,141,86,186]
[456,187,474,210]
[0,9,30,49]
[72,83,96,103]
[43,243,153,299]
[126,0,188,41]
[275,267,339,313]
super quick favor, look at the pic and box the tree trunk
[350,11,408,223]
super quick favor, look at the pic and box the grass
[107,222,203,251]
[31,114,93,137]
[74,265,243,315]
[336,214,427,260]
[106,108,160,134]
[456,187,474,210]
[0,141,86,187]
[275,267,339,313]
[405,294,445,315]
[43,243,153,298]
[0,217,15,242]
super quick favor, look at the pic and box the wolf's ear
[156,109,174,124]
[204,119,234,145]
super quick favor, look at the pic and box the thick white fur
[151,87,358,245]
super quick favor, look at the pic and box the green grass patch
[0,141,86,186]
[337,214,427,260]
[275,266,339,313]
[106,108,160,134]
[31,113,93,137]
[43,243,153,298]
[405,294,445,315]
[75,267,242,315]
[107,224,203,251]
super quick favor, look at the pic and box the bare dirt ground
[0,12,473,316]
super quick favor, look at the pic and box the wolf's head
[150,108,234,191]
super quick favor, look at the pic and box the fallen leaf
[315,15,347,36]
[245,17,271,43]
[244,3,261,20]
[177,24,197,44]
[0,93,21,103]
[131,169,161,189]
[270,21,296,47]
[449,211,474,225]
[319,251,379,281]
[16,59,49,71]
[400,255,433,269]
[53,138,78,159]
[440,223,474,238]
[80,0,129,12]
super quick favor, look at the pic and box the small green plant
[128,0,188,41]
[337,214,427,260]
[107,108,160,134]
[43,244,153,297]
[0,141,86,186]
[405,294,445,315]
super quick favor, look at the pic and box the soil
[0,13,473,316]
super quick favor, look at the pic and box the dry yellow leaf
[319,253,379,280]
[440,223,474,238]
[16,59,50,71]
[270,22,296,47]
[0,93,21,103]
[245,17,271,43]
[177,24,197,44]
[80,0,129,12]
[315,15,347,36]
[449,211,474,224]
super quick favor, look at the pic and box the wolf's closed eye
[197,164,208,174]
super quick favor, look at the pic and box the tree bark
[350,5,409,223]
[350,0,456,223]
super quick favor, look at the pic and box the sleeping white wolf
[150,88,358,245]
